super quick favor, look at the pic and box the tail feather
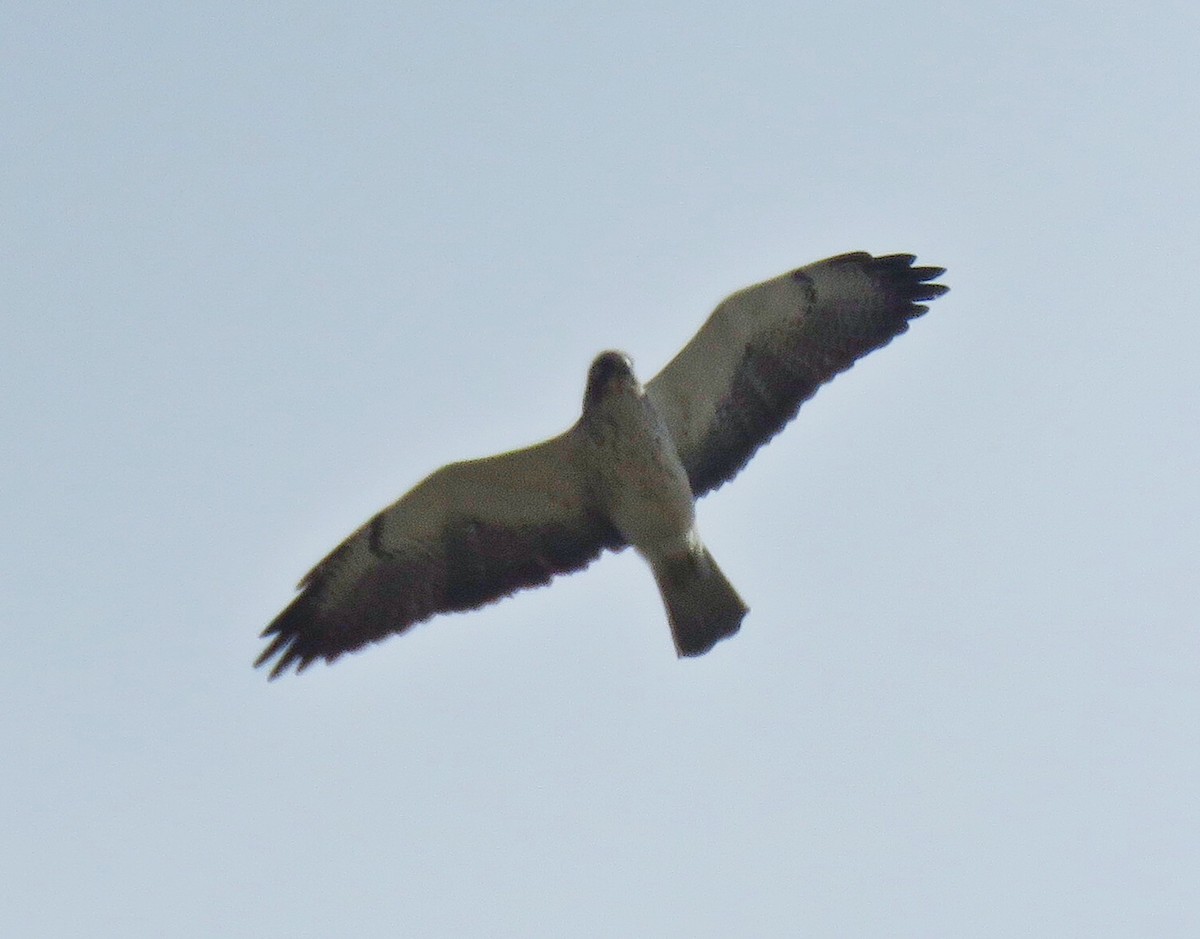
[651,546,747,657]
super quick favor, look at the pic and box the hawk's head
[584,350,637,409]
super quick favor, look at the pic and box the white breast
[581,389,696,551]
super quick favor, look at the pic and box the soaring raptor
[257,251,948,677]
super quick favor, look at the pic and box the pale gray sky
[4,2,1199,936]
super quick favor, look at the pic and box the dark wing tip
[912,265,947,280]
[866,253,949,317]
[910,267,949,304]
[254,594,325,679]
[830,252,949,311]
[912,285,949,304]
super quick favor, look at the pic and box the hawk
[257,251,948,677]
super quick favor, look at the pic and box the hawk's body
[577,351,747,656]
[580,352,694,549]
[257,252,948,677]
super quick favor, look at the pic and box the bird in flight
[257,251,948,678]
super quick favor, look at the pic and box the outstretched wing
[256,431,623,678]
[646,252,948,497]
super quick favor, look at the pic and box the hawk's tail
[651,546,748,657]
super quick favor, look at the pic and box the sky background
[4,2,1199,936]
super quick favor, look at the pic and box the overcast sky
[4,2,1199,936]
